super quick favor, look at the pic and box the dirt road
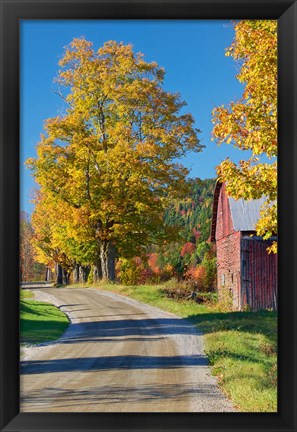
[20,285,234,412]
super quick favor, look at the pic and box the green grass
[20,290,69,344]
[69,282,277,412]
[188,311,277,412]
[20,289,34,300]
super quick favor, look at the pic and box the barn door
[241,239,253,310]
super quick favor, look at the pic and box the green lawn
[20,290,69,344]
[72,282,277,412]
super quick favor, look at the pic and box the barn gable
[211,182,235,242]
[211,180,267,240]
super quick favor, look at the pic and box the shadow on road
[57,318,199,343]
[20,382,222,409]
[21,354,208,374]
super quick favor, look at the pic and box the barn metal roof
[210,181,271,242]
[229,196,267,231]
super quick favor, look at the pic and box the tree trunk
[79,265,90,283]
[73,264,80,284]
[78,266,83,283]
[99,241,116,281]
[56,263,63,285]
[45,267,51,282]
[62,268,70,285]
[93,259,102,282]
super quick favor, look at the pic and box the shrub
[201,256,217,290]
[184,265,207,291]
[116,258,142,285]
[87,268,94,284]
[216,285,233,312]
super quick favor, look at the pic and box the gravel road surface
[20,284,235,412]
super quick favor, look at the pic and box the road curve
[20,285,235,412]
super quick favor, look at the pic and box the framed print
[0,0,296,431]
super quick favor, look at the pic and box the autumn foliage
[212,20,277,252]
[181,242,196,257]
[21,23,277,295]
[27,38,203,282]
[20,212,35,281]
[20,211,46,281]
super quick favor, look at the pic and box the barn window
[231,273,234,284]
[221,274,225,286]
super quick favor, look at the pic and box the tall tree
[30,192,71,284]
[212,21,277,252]
[20,212,35,281]
[31,190,97,284]
[27,38,203,280]
[20,211,46,282]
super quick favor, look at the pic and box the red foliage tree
[180,242,196,257]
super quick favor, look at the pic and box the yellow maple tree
[27,38,203,280]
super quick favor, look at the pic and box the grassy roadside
[68,282,277,412]
[20,290,69,344]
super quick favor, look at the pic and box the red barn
[211,181,277,311]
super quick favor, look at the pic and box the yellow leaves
[267,242,277,254]
[58,37,94,69]
[28,37,204,262]
[25,157,35,169]
[212,20,277,153]
[212,21,277,250]
[256,202,277,253]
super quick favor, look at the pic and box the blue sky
[20,20,247,214]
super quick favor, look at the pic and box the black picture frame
[0,1,296,431]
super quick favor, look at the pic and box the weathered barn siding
[241,236,278,311]
[211,181,278,311]
[217,232,241,309]
[215,183,241,309]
